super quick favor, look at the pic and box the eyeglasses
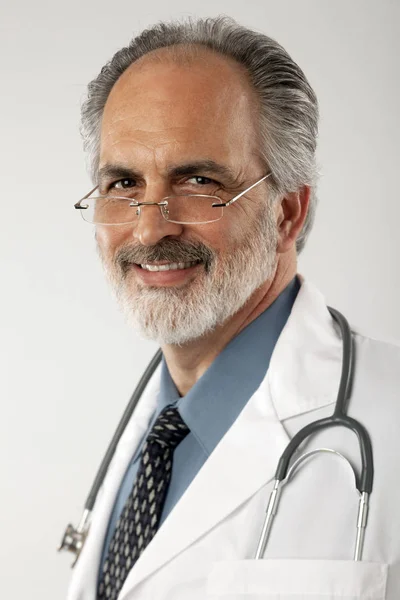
[74,173,272,226]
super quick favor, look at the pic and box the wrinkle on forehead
[102,95,256,158]
[103,87,252,134]
[104,126,193,148]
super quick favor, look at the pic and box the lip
[130,262,203,286]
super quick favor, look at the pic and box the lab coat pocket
[206,559,388,599]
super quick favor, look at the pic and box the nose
[132,202,184,246]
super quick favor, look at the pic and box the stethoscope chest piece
[58,509,91,567]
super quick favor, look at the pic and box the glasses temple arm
[74,186,99,210]
[214,173,272,208]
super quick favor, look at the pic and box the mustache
[115,239,215,276]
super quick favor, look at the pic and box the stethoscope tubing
[83,307,373,511]
[59,304,375,565]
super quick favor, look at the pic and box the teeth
[140,261,199,272]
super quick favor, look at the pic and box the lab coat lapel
[67,364,162,600]
[268,278,343,420]
[119,278,343,597]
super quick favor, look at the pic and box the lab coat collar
[116,277,343,597]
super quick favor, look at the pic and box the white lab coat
[67,279,400,599]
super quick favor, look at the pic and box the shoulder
[349,328,400,415]
[352,328,400,368]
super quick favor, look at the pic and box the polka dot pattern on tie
[97,406,189,600]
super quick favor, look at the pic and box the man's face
[96,48,279,344]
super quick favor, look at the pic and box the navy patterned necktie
[97,405,190,600]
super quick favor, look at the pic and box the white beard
[97,203,278,346]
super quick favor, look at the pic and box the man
[66,16,400,600]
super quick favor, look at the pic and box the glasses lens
[78,195,224,224]
[163,196,223,224]
[80,197,138,225]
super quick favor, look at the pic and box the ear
[275,185,311,254]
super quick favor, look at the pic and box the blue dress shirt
[99,276,300,576]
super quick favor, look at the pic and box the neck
[162,250,296,396]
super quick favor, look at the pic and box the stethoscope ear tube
[256,307,374,562]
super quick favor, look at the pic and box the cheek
[96,225,131,257]
[191,212,252,257]
[212,212,250,247]
[189,222,233,255]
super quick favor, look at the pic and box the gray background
[0,0,399,598]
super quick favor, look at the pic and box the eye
[186,176,215,186]
[108,178,136,191]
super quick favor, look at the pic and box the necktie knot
[147,406,189,450]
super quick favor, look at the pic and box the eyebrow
[97,160,238,186]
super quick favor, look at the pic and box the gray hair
[81,16,319,253]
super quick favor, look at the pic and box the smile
[140,261,200,272]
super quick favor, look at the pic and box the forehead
[100,46,260,170]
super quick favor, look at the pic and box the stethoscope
[58,306,373,567]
